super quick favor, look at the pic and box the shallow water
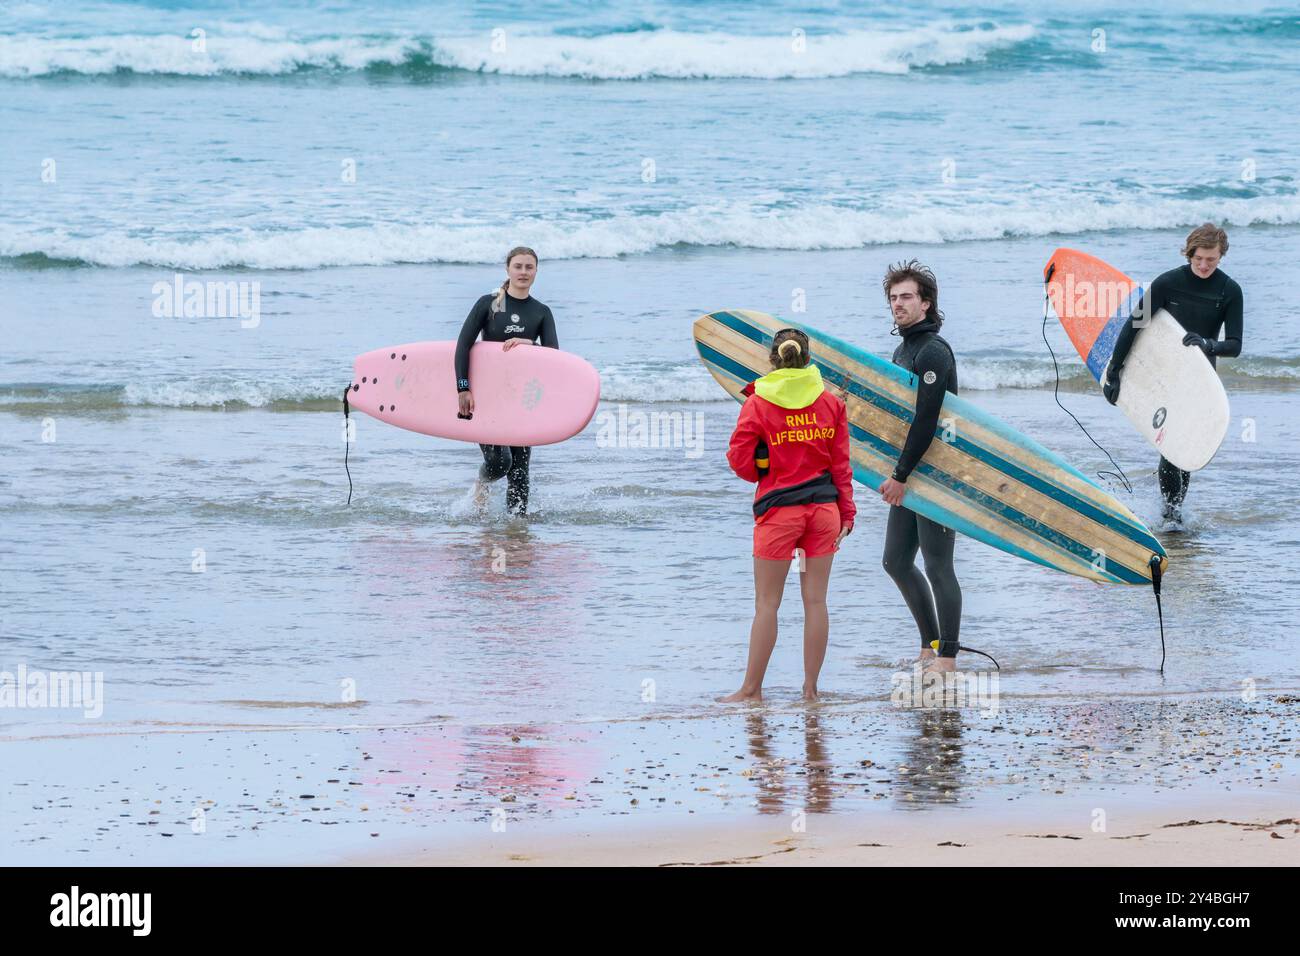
[3,241,1298,738]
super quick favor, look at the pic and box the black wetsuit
[882,317,962,658]
[454,291,559,515]
[1106,265,1243,510]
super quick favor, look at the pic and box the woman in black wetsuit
[454,246,558,515]
[875,260,962,675]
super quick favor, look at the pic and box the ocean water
[3,0,1300,750]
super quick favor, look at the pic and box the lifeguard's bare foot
[802,685,819,701]
[719,688,762,703]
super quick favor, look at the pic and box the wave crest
[0,24,1035,79]
[4,194,1299,270]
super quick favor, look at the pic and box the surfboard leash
[1040,271,1133,496]
[930,640,1000,670]
[1149,554,1167,674]
[342,385,354,506]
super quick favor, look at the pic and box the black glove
[1102,365,1122,405]
[1182,332,1215,356]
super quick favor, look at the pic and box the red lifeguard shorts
[753,502,841,561]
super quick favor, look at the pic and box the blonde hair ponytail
[491,279,509,314]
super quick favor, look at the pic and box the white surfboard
[1102,309,1229,472]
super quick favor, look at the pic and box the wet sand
[4,691,1296,865]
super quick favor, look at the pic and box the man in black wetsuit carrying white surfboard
[876,261,962,675]
[1102,223,1243,527]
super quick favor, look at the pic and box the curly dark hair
[882,259,943,328]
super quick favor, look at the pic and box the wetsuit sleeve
[893,342,951,482]
[1215,280,1243,358]
[454,296,490,391]
[538,306,559,349]
[726,399,763,483]
[831,398,855,528]
[1110,274,1169,375]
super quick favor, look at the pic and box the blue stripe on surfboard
[1084,283,1146,380]
[696,340,1143,584]
[852,428,1147,584]
[705,310,1162,557]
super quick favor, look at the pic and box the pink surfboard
[348,341,600,446]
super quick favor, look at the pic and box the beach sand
[355,789,1299,867]
[5,691,1296,866]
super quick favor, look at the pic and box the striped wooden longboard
[694,309,1167,585]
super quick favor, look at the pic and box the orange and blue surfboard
[1043,247,1145,381]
